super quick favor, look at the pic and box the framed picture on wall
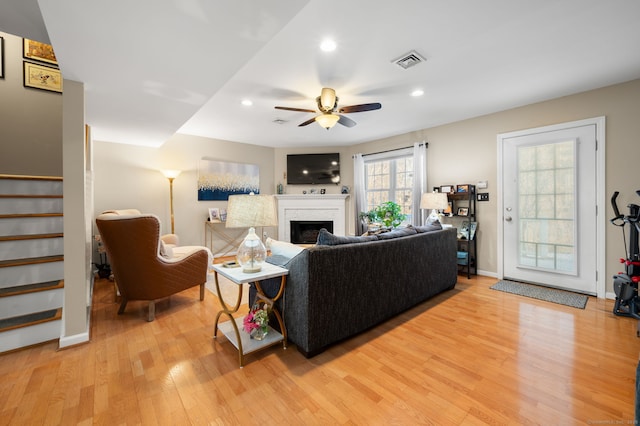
[23,62,63,93]
[0,37,4,79]
[23,38,58,65]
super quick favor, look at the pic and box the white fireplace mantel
[275,194,350,242]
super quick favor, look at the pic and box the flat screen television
[287,153,340,185]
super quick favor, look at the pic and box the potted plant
[360,201,407,230]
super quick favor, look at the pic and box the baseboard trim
[59,331,89,349]
[477,269,498,278]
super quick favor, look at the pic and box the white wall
[93,133,276,252]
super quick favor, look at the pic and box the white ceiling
[3,1,640,148]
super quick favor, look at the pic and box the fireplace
[290,220,333,244]
[275,194,349,242]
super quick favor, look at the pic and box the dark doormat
[490,280,589,309]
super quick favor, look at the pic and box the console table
[204,221,246,258]
[211,262,288,367]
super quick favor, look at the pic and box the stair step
[0,174,63,181]
[0,213,63,219]
[0,255,64,268]
[0,233,63,242]
[0,194,63,199]
[0,280,64,297]
[0,308,62,333]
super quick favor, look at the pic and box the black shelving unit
[446,185,477,278]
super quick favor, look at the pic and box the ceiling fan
[274,87,382,130]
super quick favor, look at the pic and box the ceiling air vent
[392,50,426,70]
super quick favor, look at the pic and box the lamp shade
[225,194,278,228]
[225,194,278,273]
[162,169,181,179]
[420,192,448,210]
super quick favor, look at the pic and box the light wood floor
[1,274,638,425]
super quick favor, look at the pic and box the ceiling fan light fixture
[319,87,336,111]
[315,113,340,129]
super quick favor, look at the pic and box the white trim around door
[497,117,606,298]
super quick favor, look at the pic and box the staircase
[0,174,64,353]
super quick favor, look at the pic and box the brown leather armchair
[96,212,211,321]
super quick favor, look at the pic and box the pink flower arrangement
[243,304,269,334]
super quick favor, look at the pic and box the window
[364,153,414,223]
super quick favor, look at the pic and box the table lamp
[420,192,449,224]
[225,194,278,273]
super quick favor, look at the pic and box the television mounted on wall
[287,153,340,185]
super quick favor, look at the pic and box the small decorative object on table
[243,304,270,340]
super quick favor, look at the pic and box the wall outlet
[477,193,489,201]
[263,231,268,240]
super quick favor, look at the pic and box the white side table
[211,262,288,367]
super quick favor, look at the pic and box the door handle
[505,216,512,222]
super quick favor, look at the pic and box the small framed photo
[457,207,469,217]
[219,208,227,222]
[208,207,221,222]
[440,185,454,194]
[457,184,469,193]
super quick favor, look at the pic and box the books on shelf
[460,221,478,240]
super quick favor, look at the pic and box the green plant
[362,201,407,229]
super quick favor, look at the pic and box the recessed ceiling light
[241,99,253,106]
[320,39,336,52]
[411,89,424,97]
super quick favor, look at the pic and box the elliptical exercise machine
[610,191,640,320]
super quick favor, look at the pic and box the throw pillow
[159,240,173,258]
[412,223,443,233]
[376,226,418,240]
[316,228,378,246]
[266,237,304,260]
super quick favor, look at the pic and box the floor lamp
[162,170,181,234]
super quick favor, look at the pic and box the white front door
[499,119,603,295]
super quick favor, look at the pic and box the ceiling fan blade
[275,106,316,113]
[338,115,357,128]
[298,117,317,127]
[338,103,382,114]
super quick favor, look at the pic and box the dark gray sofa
[253,226,458,357]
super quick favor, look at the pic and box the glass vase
[253,325,268,340]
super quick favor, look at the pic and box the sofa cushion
[412,222,443,233]
[266,238,304,260]
[376,226,418,240]
[316,228,378,246]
